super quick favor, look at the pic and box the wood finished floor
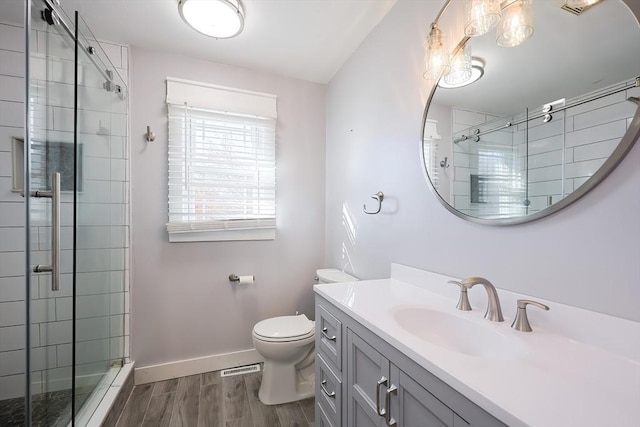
[115,370,314,427]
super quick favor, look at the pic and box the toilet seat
[253,314,315,342]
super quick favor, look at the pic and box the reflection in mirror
[423,0,640,224]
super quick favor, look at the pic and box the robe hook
[145,125,156,142]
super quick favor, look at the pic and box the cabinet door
[347,329,389,427]
[389,366,470,427]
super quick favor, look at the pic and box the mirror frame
[421,0,640,226]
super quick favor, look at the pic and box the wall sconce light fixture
[496,0,534,47]
[464,0,502,37]
[424,24,451,80]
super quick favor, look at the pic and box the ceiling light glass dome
[179,0,244,39]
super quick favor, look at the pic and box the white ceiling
[2,0,635,114]
[33,0,398,84]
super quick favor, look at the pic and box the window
[475,145,525,218]
[166,78,277,242]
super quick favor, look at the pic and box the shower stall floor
[0,388,93,427]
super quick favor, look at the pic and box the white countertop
[314,264,640,427]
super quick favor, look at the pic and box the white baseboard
[134,349,264,385]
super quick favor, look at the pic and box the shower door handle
[33,172,60,291]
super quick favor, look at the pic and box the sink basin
[391,305,524,359]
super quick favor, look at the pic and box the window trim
[168,228,275,243]
[166,78,277,242]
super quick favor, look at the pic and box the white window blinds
[166,78,277,242]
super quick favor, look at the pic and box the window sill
[168,228,275,243]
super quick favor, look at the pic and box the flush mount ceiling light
[438,58,485,89]
[178,0,244,39]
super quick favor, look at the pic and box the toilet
[252,268,358,405]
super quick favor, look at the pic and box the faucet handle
[447,280,472,311]
[511,299,550,332]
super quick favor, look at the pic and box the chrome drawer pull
[385,384,398,426]
[320,380,335,398]
[376,376,387,417]
[321,327,336,341]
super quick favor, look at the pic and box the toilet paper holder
[228,274,254,283]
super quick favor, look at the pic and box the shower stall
[0,0,129,425]
[445,77,639,219]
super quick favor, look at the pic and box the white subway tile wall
[0,21,129,400]
[450,81,637,217]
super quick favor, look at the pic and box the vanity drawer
[316,353,341,426]
[316,401,336,427]
[317,303,342,370]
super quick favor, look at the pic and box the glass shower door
[27,1,76,424]
[71,13,127,424]
[25,2,128,425]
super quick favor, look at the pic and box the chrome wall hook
[440,157,449,168]
[145,125,156,142]
[363,191,384,215]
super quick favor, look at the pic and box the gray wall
[130,48,326,368]
[325,1,640,321]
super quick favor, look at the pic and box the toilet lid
[316,268,358,283]
[254,314,314,340]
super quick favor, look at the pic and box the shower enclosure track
[454,76,640,144]
[41,0,121,90]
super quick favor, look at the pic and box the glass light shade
[179,0,244,39]
[438,58,484,89]
[444,44,472,86]
[464,0,502,37]
[496,0,534,48]
[424,26,451,80]
[565,0,601,7]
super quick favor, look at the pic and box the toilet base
[258,360,315,405]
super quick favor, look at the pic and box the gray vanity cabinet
[389,366,470,427]
[346,330,389,427]
[315,295,506,427]
[347,329,468,427]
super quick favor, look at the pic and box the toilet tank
[316,269,358,284]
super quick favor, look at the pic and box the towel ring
[363,191,384,215]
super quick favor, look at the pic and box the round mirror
[422,0,640,224]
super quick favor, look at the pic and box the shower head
[628,96,640,105]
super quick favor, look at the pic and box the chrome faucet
[448,277,504,322]
[446,280,472,311]
[511,299,549,332]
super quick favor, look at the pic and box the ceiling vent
[561,0,602,16]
